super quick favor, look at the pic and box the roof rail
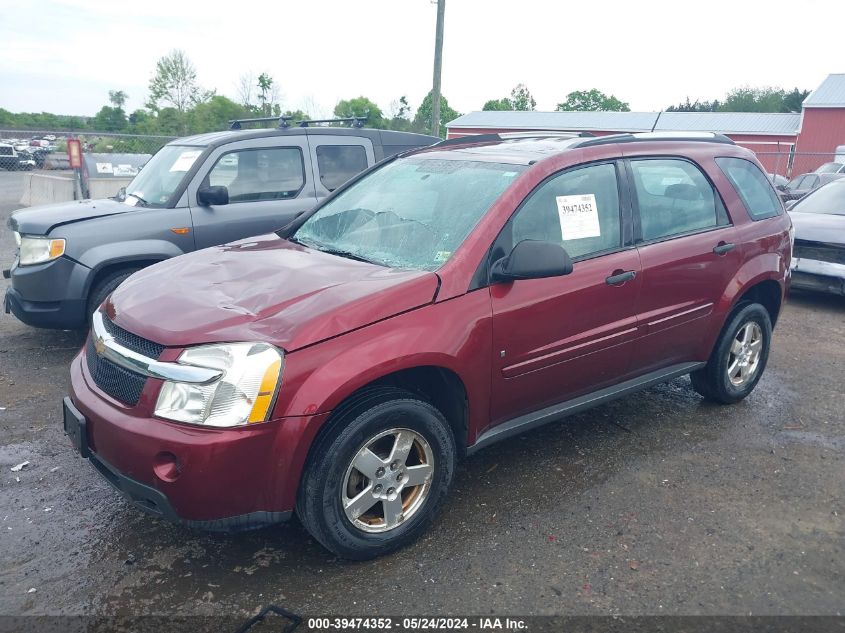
[228,112,370,130]
[433,130,595,149]
[574,131,735,148]
[228,116,295,130]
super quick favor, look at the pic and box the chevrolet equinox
[64,132,792,559]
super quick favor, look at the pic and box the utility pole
[431,0,446,137]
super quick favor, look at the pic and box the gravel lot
[0,170,843,622]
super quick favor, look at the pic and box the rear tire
[86,269,139,327]
[690,303,772,404]
[297,387,456,560]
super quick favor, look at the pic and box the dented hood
[107,234,440,352]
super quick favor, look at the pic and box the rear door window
[316,145,368,192]
[716,157,782,220]
[630,158,722,241]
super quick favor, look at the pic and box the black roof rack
[228,113,369,130]
[573,132,736,148]
[296,114,368,128]
[229,116,295,130]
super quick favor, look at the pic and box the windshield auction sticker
[556,193,601,240]
[169,150,202,172]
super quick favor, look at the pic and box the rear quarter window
[716,157,782,220]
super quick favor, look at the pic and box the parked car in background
[779,172,845,203]
[63,131,791,559]
[768,173,789,189]
[788,179,845,296]
[812,162,845,174]
[0,143,19,170]
[5,120,439,329]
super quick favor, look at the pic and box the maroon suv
[64,132,792,559]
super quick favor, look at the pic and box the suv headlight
[154,342,283,427]
[18,235,65,265]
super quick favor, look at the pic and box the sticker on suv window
[169,150,202,173]
[556,194,601,240]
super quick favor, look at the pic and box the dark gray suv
[4,124,438,329]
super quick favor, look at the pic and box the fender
[274,290,493,443]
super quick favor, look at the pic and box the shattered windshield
[123,145,204,208]
[292,157,525,270]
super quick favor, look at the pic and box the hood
[789,211,845,246]
[9,198,130,235]
[107,234,440,352]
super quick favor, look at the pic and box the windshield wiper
[316,246,378,264]
[292,236,378,265]
[126,192,149,207]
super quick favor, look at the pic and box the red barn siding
[793,108,845,175]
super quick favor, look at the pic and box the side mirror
[116,186,126,201]
[784,199,797,211]
[491,240,574,282]
[197,185,229,206]
[775,184,787,192]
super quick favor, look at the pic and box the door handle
[606,270,636,286]
[713,242,736,255]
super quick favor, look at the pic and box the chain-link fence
[733,141,844,179]
[0,129,175,170]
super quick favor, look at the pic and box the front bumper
[67,350,327,531]
[790,257,845,296]
[4,255,90,329]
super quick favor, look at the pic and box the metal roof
[653,111,801,135]
[803,74,845,108]
[447,111,660,133]
[447,110,801,136]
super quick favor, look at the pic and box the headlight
[154,342,283,427]
[18,235,65,266]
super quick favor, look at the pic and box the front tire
[86,269,139,327]
[690,303,772,404]
[297,388,456,560]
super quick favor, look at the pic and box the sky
[0,0,841,119]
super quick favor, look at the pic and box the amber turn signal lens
[170,227,191,235]
[248,358,282,423]
[49,239,65,258]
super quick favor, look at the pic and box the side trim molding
[467,362,705,455]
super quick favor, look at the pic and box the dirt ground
[0,171,842,623]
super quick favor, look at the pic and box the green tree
[482,98,512,111]
[108,90,128,109]
[334,96,384,128]
[147,50,210,113]
[509,83,536,111]
[413,91,460,137]
[93,106,127,132]
[665,97,720,112]
[257,73,278,116]
[385,96,413,131]
[282,109,309,124]
[782,88,810,112]
[556,89,630,112]
[189,95,251,133]
[719,87,785,113]
[482,83,536,111]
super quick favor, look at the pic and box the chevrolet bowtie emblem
[93,331,113,357]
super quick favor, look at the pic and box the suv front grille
[794,239,845,265]
[86,339,148,406]
[86,315,166,406]
[101,314,166,358]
